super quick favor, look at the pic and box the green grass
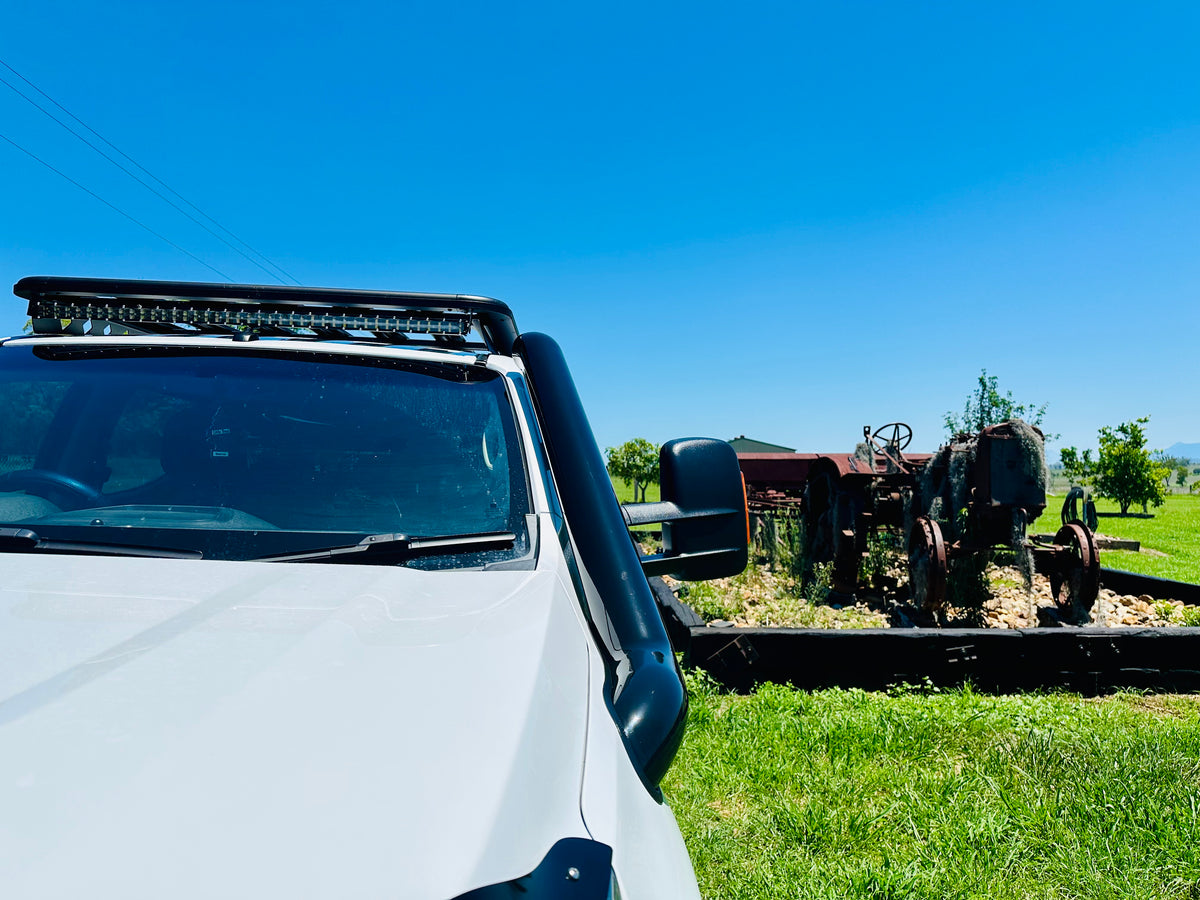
[1039,493,1200,583]
[666,678,1200,899]
[611,476,660,504]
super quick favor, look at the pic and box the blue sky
[2,1,1198,456]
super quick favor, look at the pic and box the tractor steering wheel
[870,423,913,454]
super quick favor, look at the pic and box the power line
[0,70,288,285]
[0,130,233,281]
[0,58,301,285]
[0,61,297,285]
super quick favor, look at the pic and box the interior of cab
[0,345,529,551]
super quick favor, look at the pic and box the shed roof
[727,435,796,454]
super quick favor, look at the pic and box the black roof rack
[13,276,520,355]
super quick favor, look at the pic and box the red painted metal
[736,453,820,488]
[737,451,933,486]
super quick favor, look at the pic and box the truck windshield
[0,344,531,567]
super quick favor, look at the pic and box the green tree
[605,438,660,503]
[1060,417,1170,514]
[944,369,1054,438]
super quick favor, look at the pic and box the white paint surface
[0,553,591,899]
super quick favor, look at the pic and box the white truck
[0,277,748,899]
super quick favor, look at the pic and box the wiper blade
[256,531,516,563]
[0,527,203,559]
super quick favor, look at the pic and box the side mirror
[621,438,749,581]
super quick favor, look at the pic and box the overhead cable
[0,130,233,281]
[0,58,300,285]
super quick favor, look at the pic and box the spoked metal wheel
[908,516,947,612]
[1050,521,1100,618]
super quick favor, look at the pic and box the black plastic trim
[452,837,612,899]
[514,333,687,790]
[638,547,735,577]
[620,499,740,527]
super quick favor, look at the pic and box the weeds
[945,551,991,618]
[859,531,902,588]
[750,510,806,577]
[681,580,739,623]
[678,552,886,628]
[806,561,833,604]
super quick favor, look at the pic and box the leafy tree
[605,438,659,503]
[1060,417,1170,514]
[1177,466,1190,488]
[944,369,1054,438]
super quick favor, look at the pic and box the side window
[103,391,189,494]
[0,381,71,476]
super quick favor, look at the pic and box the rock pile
[983,564,1191,628]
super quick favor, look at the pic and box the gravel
[983,564,1191,628]
[677,559,1196,630]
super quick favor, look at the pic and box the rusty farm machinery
[738,420,1101,619]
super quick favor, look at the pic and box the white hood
[0,554,592,899]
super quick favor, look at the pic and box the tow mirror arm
[620,438,749,582]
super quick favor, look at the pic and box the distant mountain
[1165,442,1200,462]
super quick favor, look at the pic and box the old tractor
[741,420,1101,618]
[908,420,1099,617]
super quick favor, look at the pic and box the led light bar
[28,300,472,336]
[14,276,520,352]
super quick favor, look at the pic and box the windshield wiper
[0,527,203,559]
[255,531,517,564]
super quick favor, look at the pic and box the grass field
[659,483,1200,900]
[609,480,1200,897]
[666,679,1200,899]
[1039,493,1200,584]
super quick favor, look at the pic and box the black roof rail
[13,276,520,354]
